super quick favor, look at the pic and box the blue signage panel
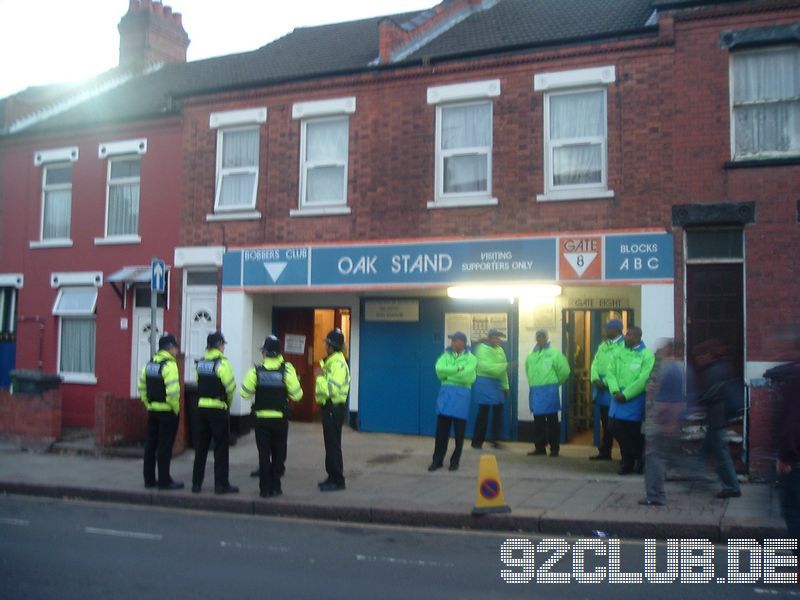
[604,233,674,280]
[222,250,242,287]
[151,259,166,293]
[310,238,557,286]
[241,247,309,287]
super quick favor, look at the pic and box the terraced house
[1,0,797,477]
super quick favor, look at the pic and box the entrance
[273,307,350,422]
[562,309,634,445]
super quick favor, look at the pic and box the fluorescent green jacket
[315,351,351,405]
[524,345,570,387]
[590,336,624,383]
[138,350,180,415]
[197,349,236,410]
[605,344,656,400]
[240,356,303,418]
[474,342,509,391]
[435,350,477,388]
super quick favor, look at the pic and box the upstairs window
[41,164,73,241]
[215,127,260,211]
[106,157,141,237]
[427,80,499,208]
[731,47,800,160]
[535,66,615,202]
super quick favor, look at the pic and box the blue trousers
[702,426,740,493]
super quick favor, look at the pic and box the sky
[0,0,437,99]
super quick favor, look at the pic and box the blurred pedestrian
[589,319,625,461]
[192,331,238,495]
[525,330,570,457]
[639,339,686,506]
[139,333,183,490]
[429,331,477,472]
[471,328,509,450]
[693,338,741,498]
[240,335,303,498]
[607,326,654,475]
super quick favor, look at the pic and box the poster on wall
[284,334,306,355]
[444,313,508,349]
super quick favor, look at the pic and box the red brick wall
[0,388,62,448]
[748,383,781,481]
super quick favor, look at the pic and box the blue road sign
[604,233,674,280]
[151,259,166,293]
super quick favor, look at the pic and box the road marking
[0,518,30,526]
[220,540,289,553]
[85,527,163,541]
[356,554,454,569]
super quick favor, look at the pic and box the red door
[274,308,316,422]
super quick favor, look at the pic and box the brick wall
[748,381,782,481]
[0,388,62,448]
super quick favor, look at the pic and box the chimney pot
[153,1,163,15]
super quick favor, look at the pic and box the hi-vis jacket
[473,342,509,406]
[606,342,655,422]
[138,349,180,415]
[196,348,236,410]
[435,349,478,420]
[590,335,625,407]
[240,356,303,419]
[315,351,350,406]
[525,344,570,415]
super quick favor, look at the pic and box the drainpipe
[16,316,45,370]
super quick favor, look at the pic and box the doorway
[562,308,634,445]
[273,306,350,422]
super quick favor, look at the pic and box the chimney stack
[118,0,190,71]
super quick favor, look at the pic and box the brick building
[1,0,797,470]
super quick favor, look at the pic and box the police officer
[606,326,655,475]
[471,328,509,450]
[589,319,625,461]
[429,331,477,472]
[315,328,351,492]
[525,329,570,457]
[191,331,238,494]
[139,333,183,490]
[240,335,303,498]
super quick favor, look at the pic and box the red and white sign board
[559,237,602,280]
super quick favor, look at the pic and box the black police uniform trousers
[321,402,347,485]
[533,413,560,453]
[472,404,503,447]
[255,417,289,495]
[609,417,643,471]
[143,410,179,487]
[432,415,466,468]
[192,407,231,489]
[597,404,614,457]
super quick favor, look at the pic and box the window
[291,97,355,216]
[535,66,615,201]
[53,286,97,382]
[731,47,800,159]
[300,117,349,208]
[41,164,72,241]
[427,80,499,208]
[214,127,260,211]
[106,157,140,237]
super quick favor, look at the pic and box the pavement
[0,423,787,541]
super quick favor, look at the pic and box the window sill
[59,373,97,385]
[536,189,614,202]
[427,197,498,209]
[94,235,141,246]
[289,206,351,217]
[29,239,73,249]
[206,210,262,222]
[724,156,800,169]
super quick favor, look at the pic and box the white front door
[183,289,217,384]
[131,308,164,397]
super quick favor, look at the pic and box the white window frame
[37,162,73,245]
[427,80,500,209]
[729,45,800,161]
[53,286,98,384]
[296,115,350,214]
[535,66,616,202]
[213,126,260,214]
[99,155,141,243]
